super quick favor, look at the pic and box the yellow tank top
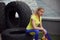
[26,14,42,30]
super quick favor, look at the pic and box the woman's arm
[40,22,43,28]
[39,17,44,28]
[31,19,43,30]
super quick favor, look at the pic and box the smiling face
[37,8,44,16]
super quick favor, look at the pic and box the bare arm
[40,22,43,28]
[39,17,44,28]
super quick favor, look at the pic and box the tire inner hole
[9,11,20,26]
[10,31,25,34]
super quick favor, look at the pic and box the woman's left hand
[40,27,47,34]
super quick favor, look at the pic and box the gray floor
[0,34,1,40]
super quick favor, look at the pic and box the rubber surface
[0,2,6,33]
[1,28,33,40]
[5,1,32,28]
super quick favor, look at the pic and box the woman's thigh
[26,30,40,35]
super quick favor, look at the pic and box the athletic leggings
[26,29,51,40]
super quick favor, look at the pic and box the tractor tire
[0,2,6,33]
[5,1,32,28]
[1,28,33,40]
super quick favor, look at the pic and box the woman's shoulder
[31,13,36,19]
[31,13,36,17]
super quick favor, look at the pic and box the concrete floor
[0,34,1,40]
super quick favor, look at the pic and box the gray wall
[36,0,60,17]
[42,0,60,14]
[43,20,60,35]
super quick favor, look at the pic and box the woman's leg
[41,29,51,40]
[34,30,40,40]
[45,32,52,40]
[26,30,40,40]
[40,29,47,40]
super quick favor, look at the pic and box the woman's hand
[39,27,47,34]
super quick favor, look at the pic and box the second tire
[1,28,33,40]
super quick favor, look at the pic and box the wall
[36,0,60,17]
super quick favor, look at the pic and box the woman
[26,7,51,40]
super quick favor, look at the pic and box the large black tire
[1,28,33,40]
[0,2,6,33]
[5,1,32,28]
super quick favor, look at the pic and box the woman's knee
[41,28,47,34]
[43,29,47,34]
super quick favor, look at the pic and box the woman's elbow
[32,26,36,29]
